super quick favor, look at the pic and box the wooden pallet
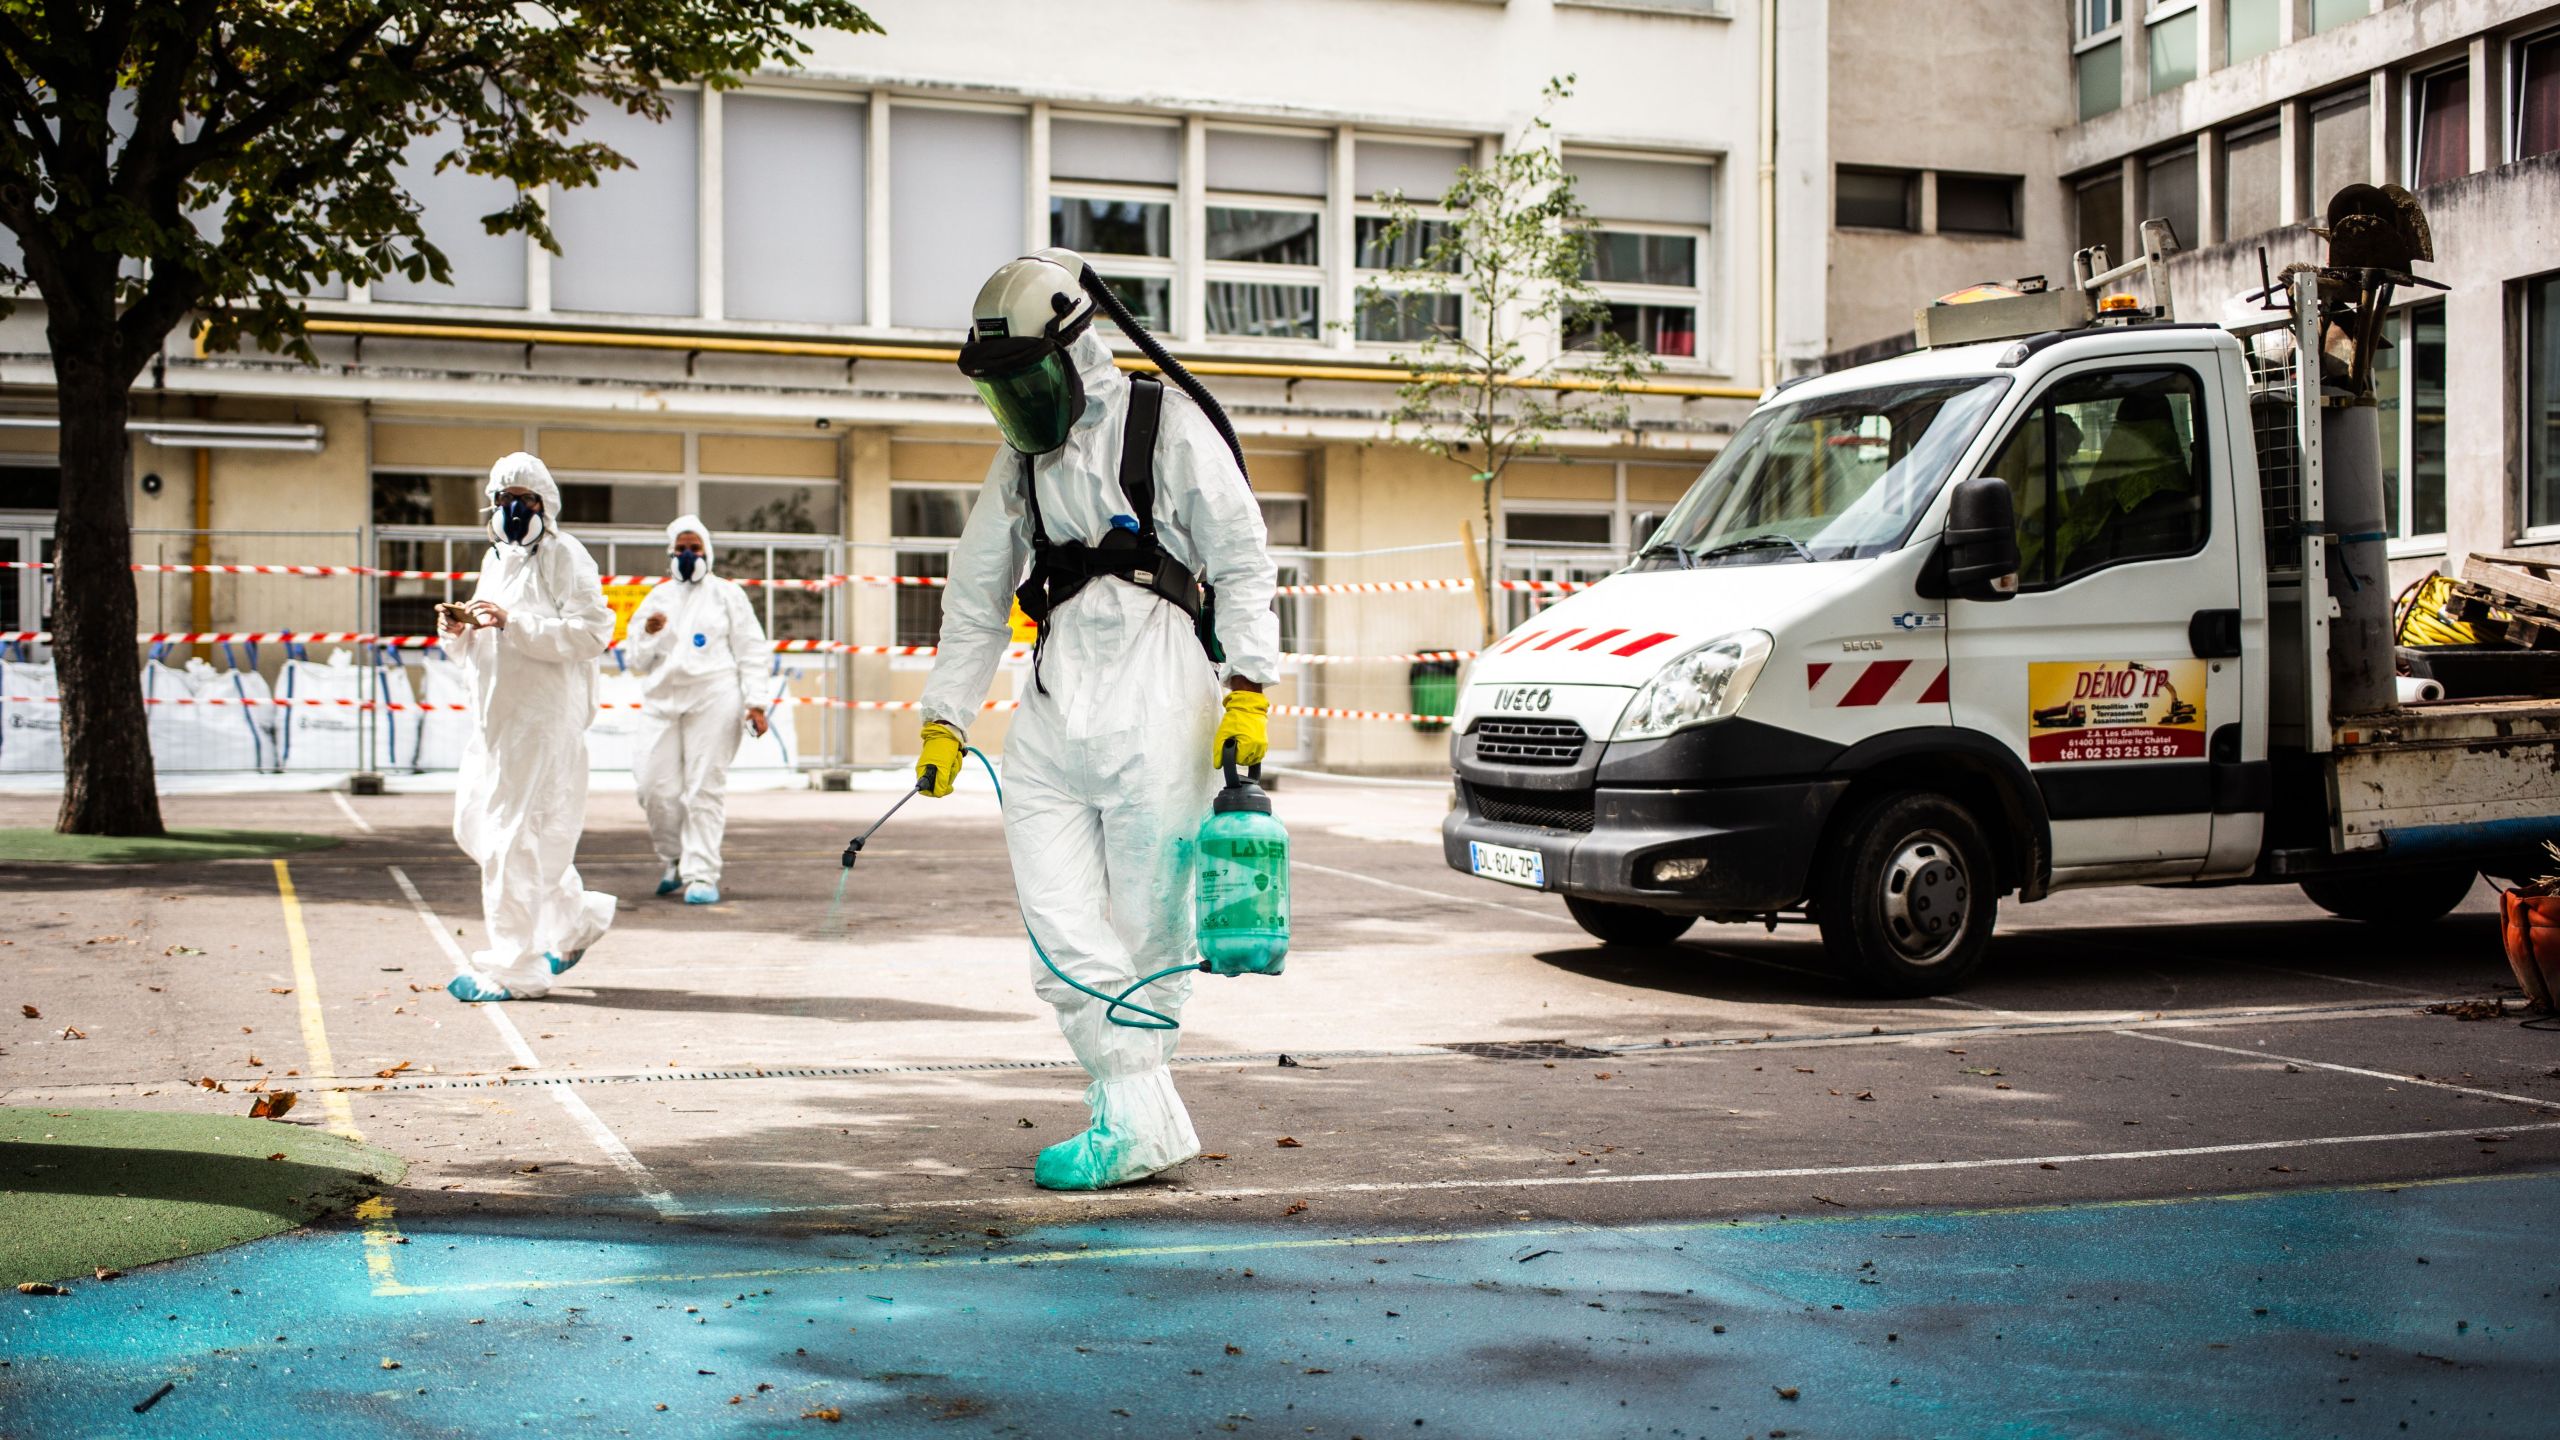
[2450,555,2560,650]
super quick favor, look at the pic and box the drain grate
[1436,1039,1618,1061]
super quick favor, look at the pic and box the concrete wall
[1818,0,2075,357]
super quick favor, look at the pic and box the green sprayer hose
[963,746,1200,1031]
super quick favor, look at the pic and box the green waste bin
[1409,655,1460,734]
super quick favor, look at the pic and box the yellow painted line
[274,859,410,1291]
[367,1164,2556,1300]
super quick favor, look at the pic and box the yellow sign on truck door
[2027,659,2206,763]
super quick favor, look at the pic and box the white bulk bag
[585,663,647,772]
[0,659,62,772]
[409,655,473,772]
[279,649,405,771]
[142,658,270,772]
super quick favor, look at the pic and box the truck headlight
[1613,631,1773,741]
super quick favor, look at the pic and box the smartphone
[435,601,476,630]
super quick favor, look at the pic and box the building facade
[0,0,1774,774]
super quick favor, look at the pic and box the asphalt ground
[4,777,2558,1436]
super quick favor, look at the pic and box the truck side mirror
[1937,477,2021,601]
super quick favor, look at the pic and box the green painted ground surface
[0,1107,404,1287]
[0,828,340,864]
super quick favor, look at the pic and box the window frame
[1574,218,1711,366]
[1047,180,1181,335]
[2520,272,2560,542]
[2408,60,2474,190]
[1200,191,1328,345]
[1979,362,2215,593]
[1834,165,1921,233]
[2077,0,2125,44]
[2373,297,2449,556]
[2510,26,2560,163]
[2144,0,2202,95]
[1350,203,1466,351]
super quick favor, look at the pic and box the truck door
[1945,360,2243,883]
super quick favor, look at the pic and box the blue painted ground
[5,1172,2556,1438]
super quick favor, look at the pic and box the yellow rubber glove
[916,721,962,797]
[1212,689,1269,768]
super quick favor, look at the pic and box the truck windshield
[1636,375,2012,568]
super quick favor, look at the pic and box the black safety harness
[1013,374,1222,691]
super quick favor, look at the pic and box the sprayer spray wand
[831,750,1199,1030]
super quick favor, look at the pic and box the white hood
[665,513,714,576]
[1469,561,1873,688]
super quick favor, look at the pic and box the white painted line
[330,790,376,834]
[1295,859,1576,926]
[676,1117,2560,1217]
[2123,1029,2559,1111]
[2220,960,2437,996]
[386,864,682,1216]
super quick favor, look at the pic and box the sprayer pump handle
[1220,737,1261,788]
[918,764,938,795]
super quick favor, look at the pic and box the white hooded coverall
[921,330,1281,1189]
[444,453,618,998]
[625,515,772,889]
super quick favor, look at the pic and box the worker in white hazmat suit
[625,515,772,905]
[921,248,1280,1191]
[439,452,618,1002]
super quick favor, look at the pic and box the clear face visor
[958,336,1087,455]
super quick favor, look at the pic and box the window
[2527,275,2560,533]
[891,105,1026,331]
[374,125,527,308]
[2225,0,2282,66]
[1567,152,1713,362]
[2412,64,2471,189]
[1937,173,2022,237]
[1259,496,1310,548]
[724,95,865,325]
[2079,0,2122,39]
[2079,40,2125,122]
[551,92,700,316]
[371,471,489,527]
[553,480,682,527]
[1051,116,1180,338]
[890,484,976,644]
[1835,167,1918,231]
[2372,300,2447,542]
[2221,118,2283,239]
[1356,139,1465,206]
[2515,33,2560,161]
[2309,90,2372,221]
[697,479,839,536]
[1984,368,2207,589]
[2310,0,2364,34]
[2075,170,2124,255]
[2147,4,2199,95]
[1499,509,1619,629]
[2142,146,2199,252]
[1353,139,1471,347]
[1203,128,1329,342]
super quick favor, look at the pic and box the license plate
[1469,841,1547,889]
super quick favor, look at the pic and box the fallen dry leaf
[1224,1344,1243,1355]
[248,1091,297,1120]
[803,1408,842,1422]
[85,935,126,945]
[165,945,203,957]
[1274,1137,1302,1148]
[1594,1072,1615,1081]
[375,1060,413,1079]
[380,1358,401,1370]
[1853,1091,1876,1102]
[1199,1153,1228,1160]
[266,1152,287,1162]
[15,1282,65,1296]
[515,1163,541,1174]
[92,1267,121,1281]
[59,1025,85,1040]
[1776,1386,1801,1401]
[267,987,294,995]
[18,1004,36,1019]
[1283,1201,1308,1216]
[247,1055,263,1067]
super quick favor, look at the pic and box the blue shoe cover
[446,974,512,1003]
[655,866,682,897]
[683,881,719,905]
[546,949,583,976]
[1033,1073,1199,1191]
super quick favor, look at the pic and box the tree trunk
[50,346,164,837]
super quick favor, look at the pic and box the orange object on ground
[2498,890,2560,1011]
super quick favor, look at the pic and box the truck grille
[1469,784,1596,833]
[1470,719,1589,767]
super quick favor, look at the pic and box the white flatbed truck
[1443,205,2560,993]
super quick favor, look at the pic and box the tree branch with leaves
[1350,76,1658,644]
[0,0,879,834]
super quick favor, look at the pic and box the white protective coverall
[625,515,772,893]
[921,330,1281,1190]
[444,453,618,999]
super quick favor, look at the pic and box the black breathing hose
[1079,265,1250,484]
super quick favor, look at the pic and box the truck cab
[1444,223,2541,993]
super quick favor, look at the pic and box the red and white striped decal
[1806,659,1950,707]
[1490,626,1677,658]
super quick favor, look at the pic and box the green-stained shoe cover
[1032,1070,1199,1190]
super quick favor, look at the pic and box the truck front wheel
[1815,792,1999,995]
[2298,867,2477,927]
[1563,895,1697,947]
